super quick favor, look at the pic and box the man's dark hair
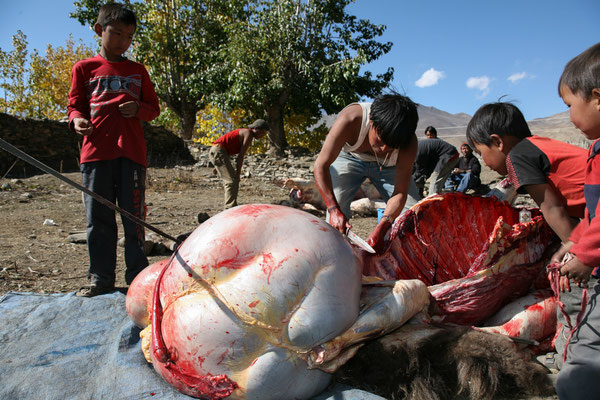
[558,42,600,100]
[370,92,418,149]
[466,102,531,147]
[424,126,437,136]
[97,2,137,30]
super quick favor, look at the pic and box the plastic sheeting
[0,291,383,400]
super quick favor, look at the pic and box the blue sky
[1,0,599,120]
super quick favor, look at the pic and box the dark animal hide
[335,324,555,400]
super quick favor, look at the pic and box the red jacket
[68,54,160,167]
[570,140,600,271]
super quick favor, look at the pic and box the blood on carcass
[127,204,366,399]
[363,193,559,325]
[479,288,558,342]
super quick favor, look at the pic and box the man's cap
[249,119,269,131]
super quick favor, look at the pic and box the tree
[0,31,29,116]
[217,0,393,156]
[28,36,95,120]
[72,0,248,140]
[0,31,94,119]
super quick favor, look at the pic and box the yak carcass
[126,204,429,399]
[127,194,559,399]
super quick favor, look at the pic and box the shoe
[536,352,559,373]
[75,283,115,297]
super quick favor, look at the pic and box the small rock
[67,232,87,243]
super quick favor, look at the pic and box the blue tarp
[0,291,383,400]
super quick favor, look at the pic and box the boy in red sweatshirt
[67,3,160,297]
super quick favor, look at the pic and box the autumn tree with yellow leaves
[0,31,94,120]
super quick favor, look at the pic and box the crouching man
[314,92,421,254]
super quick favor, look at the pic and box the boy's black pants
[81,158,148,287]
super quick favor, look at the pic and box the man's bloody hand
[328,206,350,234]
[367,219,392,254]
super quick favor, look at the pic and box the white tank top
[340,102,398,167]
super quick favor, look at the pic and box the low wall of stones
[0,112,318,183]
[0,113,195,178]
[186,143,316,182]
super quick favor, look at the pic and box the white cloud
[415,68,446,88]
[466,76,491,97]
[508,72,527,83]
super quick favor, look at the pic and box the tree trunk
[162,95,198,141]
[264,99,288,157]
[179,107,198,141]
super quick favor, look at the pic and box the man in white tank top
[314,93,421,254]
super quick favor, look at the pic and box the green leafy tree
[218,0,393,156]
[0,31,29,116]
[72,0,247,140]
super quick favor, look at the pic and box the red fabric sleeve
[569,141,600,267]
[67,62,91,129]
[570,209,600,267]
[134,66,160,122]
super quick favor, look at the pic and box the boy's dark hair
[466,102,532,147]
[558,42,600,100]
[370,92,418,149]
[425,126,437,136]
[97,2,137,30]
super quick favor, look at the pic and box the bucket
[377,208,385,222]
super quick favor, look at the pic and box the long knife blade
[346,228,376,253]
[0,137,181,245]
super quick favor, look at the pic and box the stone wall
[186,143,316,182]
[0,113,195,178]
[0,112,318,182]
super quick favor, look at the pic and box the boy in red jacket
[67,3,160,297]
[551,42,600,400]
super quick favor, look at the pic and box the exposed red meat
[363,193,559,325]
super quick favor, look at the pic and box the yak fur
[335,324,555,400]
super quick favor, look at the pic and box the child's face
[472,139,508,175]
[560,85,600,140]
[97,21,135,61]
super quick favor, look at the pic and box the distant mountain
[316,105,470,137]
[316,106,588,149]
[415,105,471,139]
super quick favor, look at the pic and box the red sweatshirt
[570,140,600,273]
[68,54,160,167]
